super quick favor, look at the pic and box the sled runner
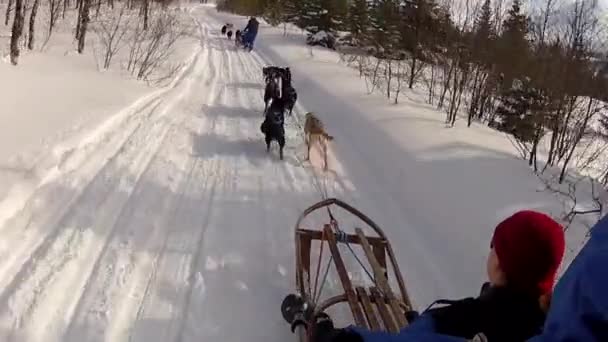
[281,198,414,341]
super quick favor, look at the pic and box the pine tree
[474,0,494,60]
[496,79,546,143]
[369,0,400,56]
[282,0,302,27]
[496,0,530,85]
[346,0,371,46]
[264,0,282,26]
[299,0,324,33]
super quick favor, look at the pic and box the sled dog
[261,98,287,160]
[304,112,334,170]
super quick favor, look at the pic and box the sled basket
[281,198,414,342]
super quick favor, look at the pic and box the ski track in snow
[0,7,357,342]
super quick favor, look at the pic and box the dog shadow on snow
[190,131,300,167]
[225,82,265,91]
[196,104,302,166]
[191,132,264,166]
[200,103,259,120]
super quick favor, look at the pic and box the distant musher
[241,17,259,52]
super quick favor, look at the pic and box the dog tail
[324,133,334,141]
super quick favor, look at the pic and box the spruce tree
[497,0,530,85]
[346,0,371,46]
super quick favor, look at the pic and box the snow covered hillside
[0,3,602,342]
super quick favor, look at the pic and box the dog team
[219,22,333,170]
[221,17,259,51]
[260,66,333,170]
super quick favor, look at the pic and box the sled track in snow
[0,7,353,342]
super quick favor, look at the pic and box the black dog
[227,30,233,39]
[263,66,288,84]
[235,30,242,46]
[262,66,297,115]
[221,23,233,36]
[281,68,297,115]
[264,72,281,113]
[262,66,293,111]
[261,97,286,160]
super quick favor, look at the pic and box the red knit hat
[491,210,565,295]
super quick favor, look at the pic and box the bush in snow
[126,9,188,82]
[306,30,336,49]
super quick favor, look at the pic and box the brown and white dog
[304,112,334,170]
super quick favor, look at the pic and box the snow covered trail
[0,8,353,342]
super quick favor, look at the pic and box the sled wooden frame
[294,198,413,340]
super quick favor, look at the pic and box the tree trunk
[10,0,24,65]
[21,0,29,48]
[63,0,67,18]
[386,59,392,99]
[546,97,567,167]
[438,61,455,109]
[143,0,149,30]
[529,127,542,172]
[27,0,39,50]
[75,0,83,38]
[77,0,90,53]
[5,0,14,25]
[559,97,596,183]
[95,0,100,17]
[49,0,56,36]
[408,52,417,89]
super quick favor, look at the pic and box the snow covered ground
[0,3,602,342]
[0,2,198,201]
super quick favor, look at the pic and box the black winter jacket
[428,283,546,341]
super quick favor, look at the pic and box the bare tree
[142,0,149,30]
[27,0,39,49]
[127,9,187,81]
[93,3,130,68]
[10,0,24,65]
[77,0,91,53]
[48,0,61,36]
[538,175,604,231]
[559,97,606,182]
[5,0,13,25]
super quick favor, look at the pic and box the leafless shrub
[92,3,130,69]
[537,174,605,231]
[47,0,61,36]
[127,8,187,81]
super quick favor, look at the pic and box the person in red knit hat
[312,210,566,342]
[415,210,566,341]
[488,210,566,309]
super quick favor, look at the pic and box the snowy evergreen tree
[344,0,372,46]
[473,0,494,65]
[496,79,546,143]
[496,0,531,86]
[368,0,400,57]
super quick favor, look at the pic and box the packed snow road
[0,8,351,342]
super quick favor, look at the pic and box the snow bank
[0,3,199,201]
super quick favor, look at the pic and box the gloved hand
[312,314,364,342]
